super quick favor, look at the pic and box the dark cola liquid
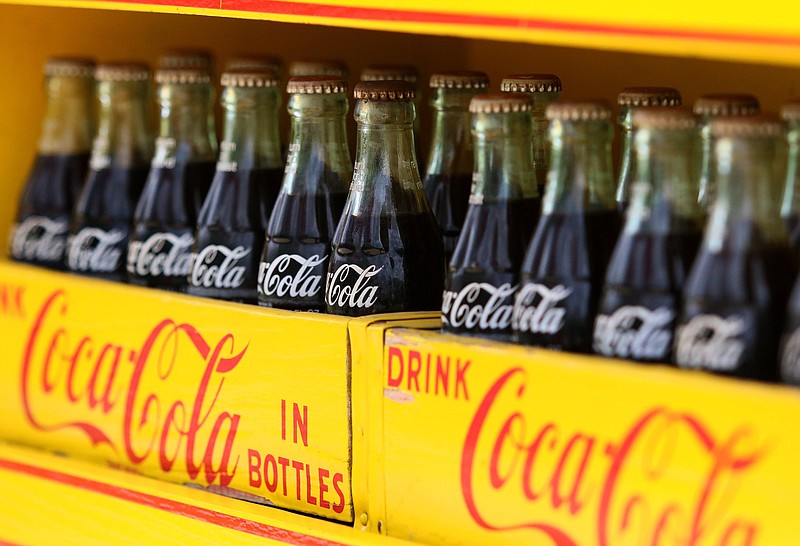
[675,224,795,381]
[258,191,347,311]
[424,173,472,259]
[128,161,216,291]
[10,153,89,269]
[442,198,540,341]
[785,214,800,256]
[594,222,702,363]
[67,164,149,281]
[188,167,283,304]
[514,209,622,353]
[780,279,800,384]
[327,210,445,316]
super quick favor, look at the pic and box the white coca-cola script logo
[258,254,327,299]
[189,245,250,289]
[67,228,125,273]
[442,282,516,331]
[512,283,572,334]
[594,306,674,360]
[11,216,68,262]
[326,264,383,309]
[127,232,194,278]
[675,314,746,371]
[780,327,800,382]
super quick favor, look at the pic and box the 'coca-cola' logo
[442,282,516,332]
[190,245,251,289]
[594,305,674,360]
[258,254,327,299]
[675,314,746,371]
[512,283,572,335]
[67,227,126,273]
[128,232,194,278]
[326,264,382,309]
[11,216,68,263]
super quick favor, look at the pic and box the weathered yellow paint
[380,327,800,545]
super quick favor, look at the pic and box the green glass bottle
[780,99,800,252]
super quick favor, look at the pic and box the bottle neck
[470,110,537,203]
[91,80,151,169]
[706,136,786,250]
[616,107,634,204]
[39,76,93,155]
[544,118,616,215]
[781,120,800,221]
[283,93,352,194]
[625,126,702,234]
[217,86,282,172]
[531,92,560,177]
[152,83,216,167]
[425,88,474,177]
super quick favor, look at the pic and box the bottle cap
[469,93,533,114]
[155,67,211,85]
[354,80,416,100]
[693,94,760,116]
[44,57,95,78]
[226,56,283,74]
[632,106,697,130]
[781,99,800,121]
[546,100,613,121]
[709,114,783,138]
[220,69,280,88]
[360,65,418,83]
[287,75,348,94]
[617,87,682,106]
[95,63,151,82]
[501,74,562,93]
[429,71,489,90]
[289,60,348,78]
[159,50,213,70]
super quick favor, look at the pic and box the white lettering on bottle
[67,228,125,273]
[326,264,383,309]
[441,282,516,331]
[594,306,674,360]
[780,327,800,382]
[127,232,194,278]
[11,216,68,262]
[257,254,327,299]
[512,283,572,334]
[675,314,746,371]
[189,245,250,289]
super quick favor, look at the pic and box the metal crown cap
[361,65,418,83]
[469,93,533,114]
[546,100,613,121]
[289,60,348,78]
[220,69,280,88]
[44,57,95,78]
[95,63,151,82]
[158,50,213,70]
[781,99,800,121]
[617,86,682,106]
[693,93,760,116]
[501,74,562,93]
[632,106,697,130]
[354,80,416,100]
[287,75,348,94]
[429,71,489,90]
[709,114,783,138]
[155,67,211,85]
[226,56,284,74]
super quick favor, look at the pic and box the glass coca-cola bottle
[127,67,217,291]
[615,87,682,212]
[780,99,800,252]
[258,76,351,311]
[500,74,562,198]
[326,81,444,316]
[67,63,151,281]
[513,100,622,352]
[10,57,94,270]
[423,71,489,259]
[675,115,795,381]
[442,93,539,340]
[594,107,703,363]
[188,69,283,303]
[694,93,760,211]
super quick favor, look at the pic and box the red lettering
[281,399,287,441]
[305,464,317,505]
[291,459,304,500]
[277,457,290,496]
[550,433,594,514]
[263,454,278,493]
[455,359,470,400]
[293,403,308,447]
[318,467,331,509]
[408,350,421,392]
[332,472,345,514]
[435,355,449,397]
[387,346,403,387]
[248,449,262,487]
[522,424,557,501]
